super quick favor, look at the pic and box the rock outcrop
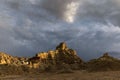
[87,52,120,71]
[99,53,115,60]
[0,52,28,65]
[28,42,83,69]
[0,42,83,71]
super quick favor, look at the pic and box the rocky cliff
[28,42,83,69]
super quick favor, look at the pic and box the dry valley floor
[1,70,120,80]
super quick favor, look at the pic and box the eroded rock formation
[28,42,83,69]
[0,52,28,65]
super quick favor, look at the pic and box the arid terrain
[1,0,120,79]
[0,42,120,80]
[1,71,120,80]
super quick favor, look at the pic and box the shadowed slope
[87,53,120,71]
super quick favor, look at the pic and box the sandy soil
[1,71,120,80]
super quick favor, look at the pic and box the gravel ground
[1,71,120,80]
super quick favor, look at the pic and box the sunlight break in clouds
[64,1,80,23]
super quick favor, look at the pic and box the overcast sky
[0,0,120,60]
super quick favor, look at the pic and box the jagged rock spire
[56,42,68,50]
[102,52,109,57]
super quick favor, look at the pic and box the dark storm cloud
[76,0,120,26]
[0,0,120,60]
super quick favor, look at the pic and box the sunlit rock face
[42,0,80,23]
[28,42,83,68]
[0,52,16,64]
[0,52,28,65]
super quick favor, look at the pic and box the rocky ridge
[87,53,120,71]
[0,52,28,65]
[0,42,83,70]
[28,42,83,69]
[0,42,120,73]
